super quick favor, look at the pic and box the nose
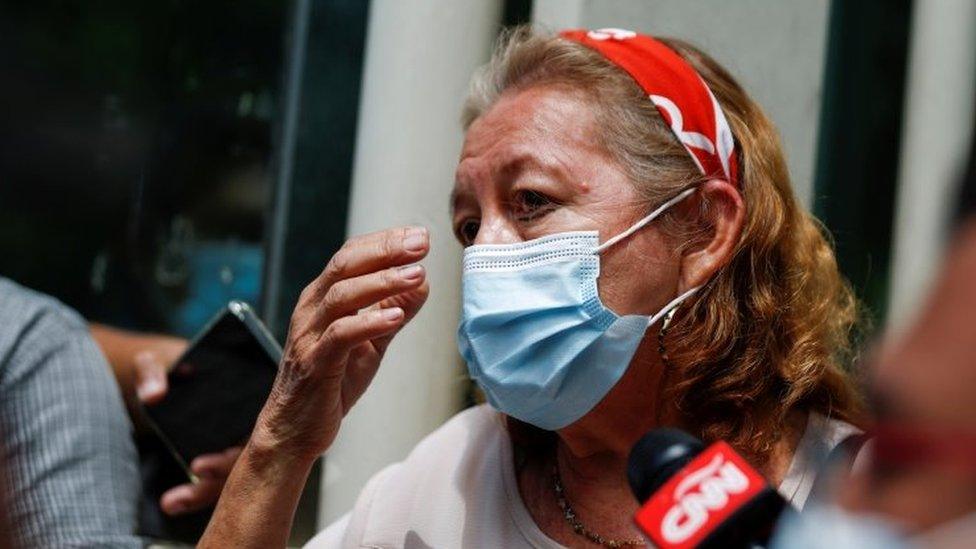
[473,214,522,246]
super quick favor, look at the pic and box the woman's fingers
[302,227,430,306]
[133,350,170,405]
[379,279,429,323]
[317,264,426,325]
[257,227,430,461]
[371,281,430,354]
[311,307,405,365]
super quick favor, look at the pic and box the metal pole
[262,0,311,330]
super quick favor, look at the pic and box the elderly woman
[200,27,864,548]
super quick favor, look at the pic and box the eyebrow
[449,150,568,216]
[501,150,565,181]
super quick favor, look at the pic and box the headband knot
[561,28,740,188]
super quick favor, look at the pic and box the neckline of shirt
[492,409,858,547]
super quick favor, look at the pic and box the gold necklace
[551,465,646,548]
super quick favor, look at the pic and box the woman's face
[452,85,683,316]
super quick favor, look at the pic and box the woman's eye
[456,219,480,245]
[512,190,556,220]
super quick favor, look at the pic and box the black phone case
[141,301,281,478]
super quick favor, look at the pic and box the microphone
[627,429,788,548]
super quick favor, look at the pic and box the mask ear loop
[594,187,697,254]
[592,185,701,326]
[655,288,697,369]
[647,286,698,327]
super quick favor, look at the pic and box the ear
[677,179,745,292]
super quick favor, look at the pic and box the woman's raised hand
[251,226,430,462]
[200,229,430,547]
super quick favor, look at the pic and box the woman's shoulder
[403,403,506,464]
[381,403,509,501]
[312,404,519,548]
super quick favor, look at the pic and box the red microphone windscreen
[633,441,767,549]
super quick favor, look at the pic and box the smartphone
[142,301,281,480]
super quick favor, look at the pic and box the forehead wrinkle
[456,85,611,209]
[527,99,607,187]
[473,85,600,155]
[497,147,571,185]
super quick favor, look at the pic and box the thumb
[134,350,169,405]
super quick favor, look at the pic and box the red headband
[560,28,739,188]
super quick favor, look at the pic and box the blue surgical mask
[457,188,698,430]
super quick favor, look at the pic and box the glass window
[0,0,284,337]
[0,1,369,543]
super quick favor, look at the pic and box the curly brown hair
[463,26,865,460]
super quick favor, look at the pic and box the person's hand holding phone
[134,344,244,516]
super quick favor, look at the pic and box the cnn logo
[660,454,749,543]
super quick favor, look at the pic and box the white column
[533,0,831,208]
[888,0,976,328]
[532,0,585,29]
[317,0,504,527]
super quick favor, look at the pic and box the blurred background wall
[889,0,976,328]
[1,0,974,543]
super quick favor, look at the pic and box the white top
[307,405,860,548]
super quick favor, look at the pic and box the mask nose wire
[594,187,697,254]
